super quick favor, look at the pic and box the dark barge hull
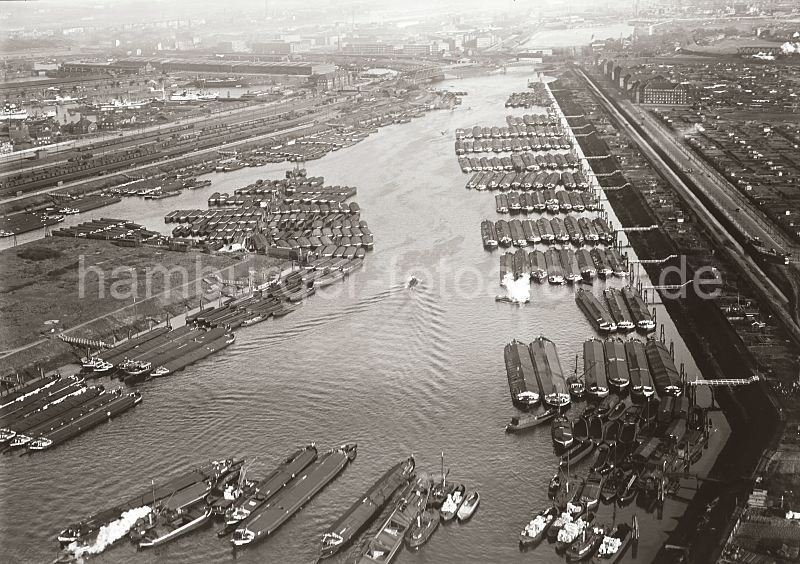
[319,457,415,559]
[232,445,357,547]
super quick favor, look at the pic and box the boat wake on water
[238,285,412,348]
[498,273,531,304]
[55,506,151,562]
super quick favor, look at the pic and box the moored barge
[624,340,656,399]
[576,289,617,333]
[530,337,571,410]
[644,339,683,397]
[319,457,415,559]
[584,339,609,399]
[232,444,357,547]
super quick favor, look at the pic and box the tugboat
[430,452,453,508]
[133,496,212,549]
[566,524,605,561]
[505,408,557,433]
[457,490,480,521]
[318,457,415,560]
[567,375,586,399]
[596,521,633,561]
[405,508,440,549]
[555,514,595,553]
[551,416,574,450]
[440,483,466,521]
[519,506,559,547]
[357,477,430,563]
[59,459,237,546]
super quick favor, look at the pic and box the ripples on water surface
[0,67,727,564]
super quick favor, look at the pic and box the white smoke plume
[501,272,531,303]
[64,506,151,559]
[782,42,800,54]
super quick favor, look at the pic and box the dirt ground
[0,237,282,375]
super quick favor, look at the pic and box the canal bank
[0,66,727,564]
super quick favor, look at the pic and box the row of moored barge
[575,287,655,333]
[493,191,600,213]
[459,152,580,174]
[485,217,615,248]
[456,136,572,155]
[505,85,553,108]
[0,374,141,453]
[499,248,629,285]
[468,170,591,191]
[455,118,562,141]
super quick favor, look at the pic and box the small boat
[601,468,624,504]
[565,524,605,561]
[596,394,620,418]
[616,472,638,505]
[580,472,603,512]
[548,507,588,543]
[590,445,611,474]
[603,419,622,445]
[150,366,169,378]
[430,452,452,508]
[123,360,151,380]
[573,416,589,443]
[551,416,574,450]
[560,441,596,468]
[596,522,633,561]
[81,357,100,369]
[505,409,557,432]
[588,415,604,443]
[519,506,558,547]
[405,508,440,549]
[440,483,466,521]
[407,276,419,288]
[567,376,585,399]
[457,490,480,522]
[93,361,114,373]
[606,400,627,421]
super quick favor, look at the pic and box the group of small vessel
[0,374,141,453]
[56,448,480,562]
[508,330,708,559]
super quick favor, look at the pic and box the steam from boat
[501,272,531,303]
[66,506,151,558]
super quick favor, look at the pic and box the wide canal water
[0,66,728,564]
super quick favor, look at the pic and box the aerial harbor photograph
[1,0,800,563]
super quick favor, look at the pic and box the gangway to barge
[686,375,761,387]
[629,255,678,265]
